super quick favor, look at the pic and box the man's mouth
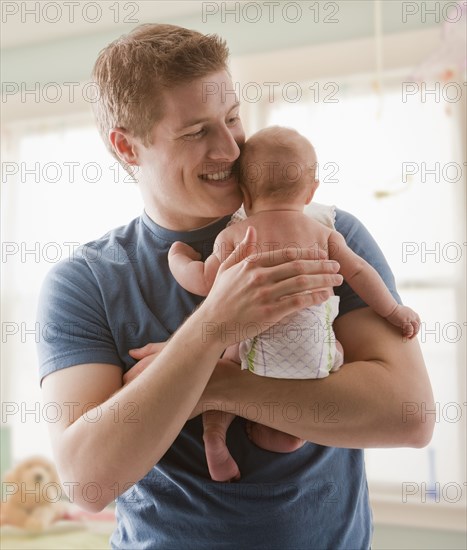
[200,170,232,181]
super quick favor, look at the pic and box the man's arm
[201,307,434,448]
[41,229,342,512]
[42,309,229,513]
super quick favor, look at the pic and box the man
[38,24,434,549]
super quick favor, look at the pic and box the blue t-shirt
[37,208,400,550]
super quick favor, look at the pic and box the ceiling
[1,1,201,48]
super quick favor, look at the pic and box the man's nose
[207,126,241,162]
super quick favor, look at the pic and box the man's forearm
[57,308,226,511]
[203,308,435,448]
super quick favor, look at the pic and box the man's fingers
[265,287,328,321]
[271,273,343,300]
[281,289,333,306]
[266,259,341,285]
[123,354,157,384]
[243,246,337,268]
[248,259,342,291]
[129,342,166,358]
[123,362,142,385]
[124,342,169,384]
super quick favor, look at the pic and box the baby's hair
[239,126,316,201]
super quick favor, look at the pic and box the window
[1,114,142,459]
[260,72,466,505]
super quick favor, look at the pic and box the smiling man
[37,24,434,550]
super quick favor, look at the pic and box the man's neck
[144,206,226,232]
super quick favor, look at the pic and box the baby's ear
[241,185,253,210]
[305,179,319,205]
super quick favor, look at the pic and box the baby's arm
[168,242,221,297]
[168,227,238,296]
[328,230,420,338]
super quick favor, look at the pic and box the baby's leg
[202,410,240,482]
[227,342,305,453]
[331,339,344,371]
[245,422,306,453]
[202,344,241,481]
[244,339,344,454]
[222,343,240,364]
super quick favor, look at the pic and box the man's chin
[215,195,243,217]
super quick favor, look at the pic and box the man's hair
[91,24,230,161]
[239,126,316,201]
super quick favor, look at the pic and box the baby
[168,126,420,482]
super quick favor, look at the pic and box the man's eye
[228,116,240,125]
[184,129,205,140]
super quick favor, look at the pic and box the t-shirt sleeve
[334,208,402,318]
[36,258,123,387]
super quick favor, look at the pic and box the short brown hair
[91,24,230,160]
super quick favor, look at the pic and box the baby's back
[222,210,332,261]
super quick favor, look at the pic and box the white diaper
[239,296,343,379]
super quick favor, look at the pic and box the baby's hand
[168,241,201,261]
[385,305,421,339]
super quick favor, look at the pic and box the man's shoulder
[333,208,382,255]
[77,215,142,262]
[41,216,143,291]
[334,207,361,234]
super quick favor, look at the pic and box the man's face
[135,70,245,231]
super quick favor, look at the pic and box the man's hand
[124,342,168,385]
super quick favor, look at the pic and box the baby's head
[239,126,318,210]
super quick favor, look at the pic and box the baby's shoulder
[302,213,333,236]
[215,219,248,243]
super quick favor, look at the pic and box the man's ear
[109,128,139,166]
[305,179,319,205]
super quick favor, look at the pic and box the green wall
[2,1,440,89]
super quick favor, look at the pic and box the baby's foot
[246,421,306,453]
[203,431,241,482]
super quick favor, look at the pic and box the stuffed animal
[0,455,70,532]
